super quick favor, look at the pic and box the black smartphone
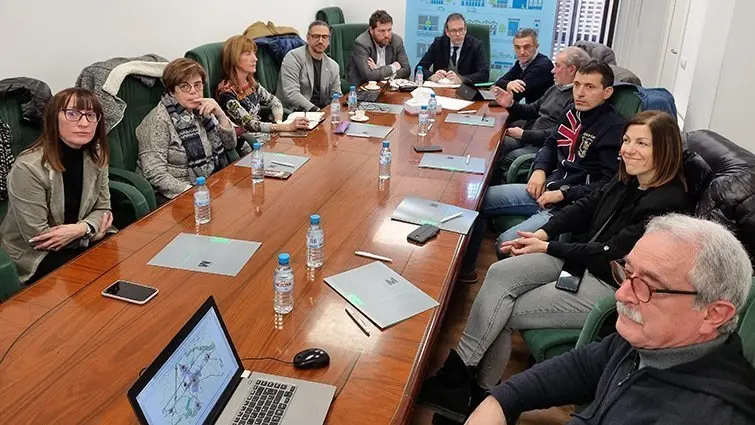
[407,224,440,245]
[101,280,158,305]
[555,262,586,293]
[413,145,443,153]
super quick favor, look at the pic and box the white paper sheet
[435,96,474,111]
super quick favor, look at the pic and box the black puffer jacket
[684,130,755,257]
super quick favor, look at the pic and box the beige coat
[0,148,111,283]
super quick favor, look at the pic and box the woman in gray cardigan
[0,88,113,284]
[136,58,237,202]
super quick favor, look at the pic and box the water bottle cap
[252,142,262,150]
[430,93,436,98]
[332,93,339,98]
[382,140,390,147]
[421,105,428,110]
[350,85,356,90]
[278,253,290,265]
[417,66,423,70]
[310,214,320,224]
[196,176,206,185]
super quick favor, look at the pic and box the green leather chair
[329,23,369,93]
[467,23,490,71]
[107,75,162,211]
[316,7,345,26]
[185,42,225,98]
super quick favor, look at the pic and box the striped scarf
[161,93,228,180]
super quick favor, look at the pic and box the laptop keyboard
[233,379,297,425]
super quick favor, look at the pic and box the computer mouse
[293,348,330,369]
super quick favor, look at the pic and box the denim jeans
[460,184,551,273]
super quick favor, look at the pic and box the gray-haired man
[466,214,755,425]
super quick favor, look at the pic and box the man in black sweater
[466,214,755,425]
[416,13,489,85]
[493,28,553,104]
[495,46,591,180]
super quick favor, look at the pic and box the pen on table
[345,308,370,337]
[354,250,393,263]
[441,212,463,223]
[458,109,477,114]
[350,133,372,138]
[481,112,488,121]
[270,160,295,168]
[465,154,470,164]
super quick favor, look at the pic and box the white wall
[0,0,327,92]
[708,0,755,152]
[335,1,407,40]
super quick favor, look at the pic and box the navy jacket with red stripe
[532,102,625,203]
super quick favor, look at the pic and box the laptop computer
[128,297,335,425]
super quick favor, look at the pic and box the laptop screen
[134,305,239,424]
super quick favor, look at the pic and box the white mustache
[616,301,644,324]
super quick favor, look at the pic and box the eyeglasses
[446,28,466,35]
[177,81,204,94]
[610,260,698,303]
[308,34,330,41]
[62,109,100,123]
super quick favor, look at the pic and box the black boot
[418,350,475,422]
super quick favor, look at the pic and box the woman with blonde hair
[0,88,113,284]
[216,35,308,143]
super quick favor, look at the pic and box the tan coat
[0,148,111,283]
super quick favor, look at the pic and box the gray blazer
[348,31,411,86]
[0,148,111,283]
[276,45,341,111]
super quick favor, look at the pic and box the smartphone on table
[101,280,159,305]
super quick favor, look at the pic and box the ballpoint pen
[441,212,463,223]
[270,160,295,168]
[354,250,393,262]
[465,154,471,164]
[345,308,370,336]
[481,112,488,122]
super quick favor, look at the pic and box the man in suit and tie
[492,28,554,103]
[348,10,411,86]
[277,20,342,112]
[416,13,489,85]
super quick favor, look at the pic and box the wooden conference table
[0,88,507,424]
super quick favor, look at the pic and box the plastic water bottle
[415,66,424,86]
[330,93,341,126]
[378,140,392,180]
[194,176,211,225]
[418,105,430,136]
[251,142,264,183]
[306,214,324,268]
[348,85,358,115]
[273,253,294,314]
[428,93,438,122]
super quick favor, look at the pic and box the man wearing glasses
[415,13,489,85]
[277,20,342,112]
[492,28,554,104]
[465,214,755,425]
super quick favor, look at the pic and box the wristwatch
[559,185,570,198]
[82,223,95,240]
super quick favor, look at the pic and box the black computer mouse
[293,348,330,369]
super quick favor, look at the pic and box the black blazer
[416,35,489,84]
[495,52,554,103]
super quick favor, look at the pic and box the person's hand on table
[280,117,309,132]
[446,71,462,84]
[429,70,447,82]
[91,211,113,242]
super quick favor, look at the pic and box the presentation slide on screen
[404,0,558,81]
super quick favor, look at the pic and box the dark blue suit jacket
[415,35,489,84]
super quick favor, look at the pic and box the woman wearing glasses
[136,58,237,203]
[0,88,113,284]
[419,110,693,419]
[215,35,308,144]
